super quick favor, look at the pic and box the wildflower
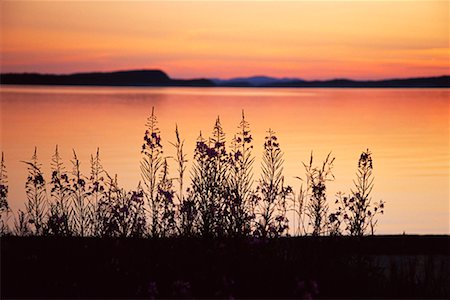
[234,150,242,161]
[244,136,252,143]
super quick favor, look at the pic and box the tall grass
[171,125,187,207]
[0,152,10,234]
[156,158,176,237]
[228,111,254,236]
[46,146,72,236]
[329,149,385,236]
[70,150,91,236]
[252,129,291,237]
[89,148,106,236]
[0,109,385,237]
[303,152,335,236]
[96,175,147,237]
[191,117,229,237]
[22,148,47,235]
[141,106,164,236]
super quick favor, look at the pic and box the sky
[1,0,449,80]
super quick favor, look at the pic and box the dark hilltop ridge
[213,74,450,87]
[0,69,214,87]
[1,69,449,87]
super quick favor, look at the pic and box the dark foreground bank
[1,235,449,299]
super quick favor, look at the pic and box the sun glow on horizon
[1,1,448,80]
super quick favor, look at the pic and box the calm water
[0,86,448,234]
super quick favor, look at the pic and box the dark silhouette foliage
[191,117,229,237]
[45,146,72,236]
[97,176,146,237]
[2,109,385,238]
[22,148,47,235]
[252,129,291,237]
[329,149,385,236]
[227,111,255,236]
[303,153,335,236]
[141,106,164,236]
[0,152,10,234]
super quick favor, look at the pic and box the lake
[0,86,448,234]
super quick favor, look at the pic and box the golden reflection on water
[1,86,448,234]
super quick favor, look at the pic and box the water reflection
[0,86,448,233]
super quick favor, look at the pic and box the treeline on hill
[0,108,384,238]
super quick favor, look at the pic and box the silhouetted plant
[155,158,176,237]
[5,110,388,238]
[141,107,164,236]
[290,178,308,236]
[171,124,187,206]
[96,174,118,237]
[0,152,11,235]
[191,132,215,237]
[170,125,190,235]
[253,129,291,238]
[179,188,198,236]
[327,192,345,236]
[70,150,91,236]
[209,117,230,235]
[331,149,385,236]
[22,147,47,235]
[88,148,107,236]
[45,203,72,236]
[45,146,72,236]
[13,210,31,236]
[303,152,335,236]
[97,175,146,237]
[191,117,230,237]
[227,110,255,236]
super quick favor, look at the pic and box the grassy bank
[1,235,449,299]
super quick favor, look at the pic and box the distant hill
[211,76,302,87]
[1,70,448,88]
[213,75,450,88]
[0,70,214,87]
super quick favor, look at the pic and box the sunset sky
[1,0,448,80]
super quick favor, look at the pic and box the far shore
[1,70,449,88]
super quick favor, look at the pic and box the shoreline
[2,235,449,299]
[2,83,450,89]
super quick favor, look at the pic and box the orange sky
[1,1,449,79]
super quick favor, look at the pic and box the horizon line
[1,69,449,82]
